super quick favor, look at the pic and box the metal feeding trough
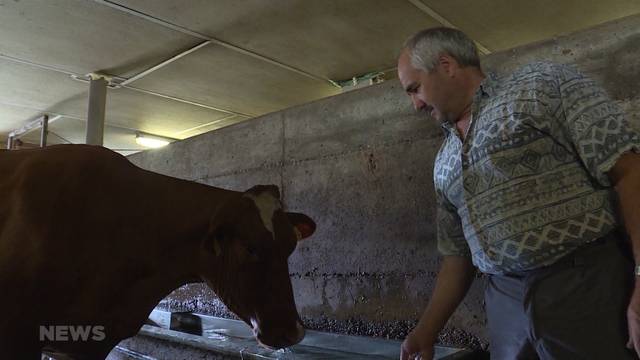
[104,309,477,359]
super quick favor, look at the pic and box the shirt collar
[440,71,498,134]
[479,71,498,97]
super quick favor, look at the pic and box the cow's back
[0,145,142,338]
[0,145,126,269]
[0,145,234,356]
[0,145,136,256]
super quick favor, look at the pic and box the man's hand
[398,256,476,360]
[627,283,640,356]
[400,328,435,360]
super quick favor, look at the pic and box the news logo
[39,325,106,342]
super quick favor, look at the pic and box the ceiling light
[136,133,172,148]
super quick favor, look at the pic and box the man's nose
[411,96,426,111]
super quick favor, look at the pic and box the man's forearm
[610,152,640,354]
[413,255,476,343]
[612,153,640,263]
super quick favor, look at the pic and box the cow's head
[198,184,315,349]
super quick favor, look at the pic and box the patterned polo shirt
[434,61,640,274]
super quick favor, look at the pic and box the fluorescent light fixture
[135,133,171,148]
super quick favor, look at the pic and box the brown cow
[0,144,315,359]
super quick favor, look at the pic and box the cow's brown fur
[0,145,314,359]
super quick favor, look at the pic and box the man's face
[397,49,453,124]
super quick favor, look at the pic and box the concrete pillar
[85,74,109,146]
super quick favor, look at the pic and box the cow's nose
[288,321,305,345]
[250,317,261,339]
[253,320,306,349]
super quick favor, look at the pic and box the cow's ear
[286,212,316,241]
[244,185,280,199]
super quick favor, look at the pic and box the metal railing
[6,114,52,150]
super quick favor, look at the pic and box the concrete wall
[127,14,640,349]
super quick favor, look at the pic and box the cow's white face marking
[244,192,281,237]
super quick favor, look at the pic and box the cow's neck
[132,169,239,294]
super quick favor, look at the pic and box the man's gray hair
[404,27,480,72]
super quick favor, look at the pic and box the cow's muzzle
[251,318,305,349]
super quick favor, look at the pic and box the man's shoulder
[434,135,454,162]
[508,61,578,81]
[433,134,459,176]
[491,61,576,95]
[433,137,459,192]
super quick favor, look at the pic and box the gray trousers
[485,232,636,359]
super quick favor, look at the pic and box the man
[397,27,640,360]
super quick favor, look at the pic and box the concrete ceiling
[1,0,639,154]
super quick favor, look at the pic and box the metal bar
[0,53,127,82]
[9,117,45,138]
[122,85,255,118]
[6,136,14,150]
[0,101,178,140]
[92,0,340,88]
[40,114,49,147]
[0,53,77,77]
[47,130,73,144]
[0,99,79,119]
[70,70,252,118]
[86,75,108,145]
[3,53,252,120]
[47,115,63,124]
[118,41,211,87]
[406,0,491,55]
[175,114,241,135]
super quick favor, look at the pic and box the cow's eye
[246,245,259,260]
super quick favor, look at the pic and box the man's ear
[286,212,316,241]
[438,54,456,76]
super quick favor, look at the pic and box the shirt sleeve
[550,63,640,187]
[435,188,471,257]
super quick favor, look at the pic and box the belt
[499,229,628,278]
